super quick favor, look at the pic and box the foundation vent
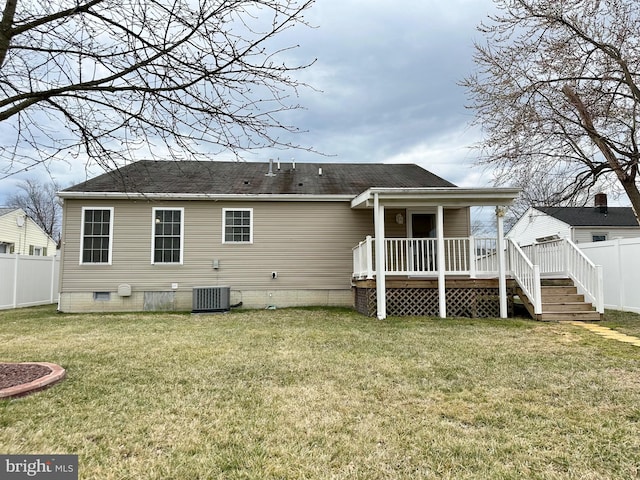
[192,286,230,313]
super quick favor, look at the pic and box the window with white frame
[223,208,253,243]
[152,208,183,263]
[81,207,113,264]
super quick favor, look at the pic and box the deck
[352,237,604,320]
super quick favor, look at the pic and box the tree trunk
[0,0,17,68]
[562,85,640,225]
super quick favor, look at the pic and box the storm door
[408,213,436,274]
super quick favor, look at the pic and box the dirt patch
[0,363,52,389]
[0,362,66,398]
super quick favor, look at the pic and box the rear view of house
[58,160,521,317]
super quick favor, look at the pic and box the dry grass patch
[1,306,639,479]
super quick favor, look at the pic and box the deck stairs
[516,278,602,322]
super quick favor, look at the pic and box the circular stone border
[0,362,66,399]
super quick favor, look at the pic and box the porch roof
[350,187,521,209]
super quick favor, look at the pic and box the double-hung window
[152,208,183,264]
[81,207,113,264]
[223,208,253,244]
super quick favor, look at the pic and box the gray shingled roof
[62,160,456,196]
[536,206,638,227]
[0,207,18,216]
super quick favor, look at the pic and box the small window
[81,207,113,264]
[223,209,253,243]
[93,292,111,301]
[592,234,608,242]
[152,208,183,264]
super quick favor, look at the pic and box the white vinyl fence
[0,253,60,310]
[579,238,640,313]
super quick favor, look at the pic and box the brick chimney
[595,192,608,214]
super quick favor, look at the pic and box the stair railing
[507,239,542,315]
[563,238,605,314]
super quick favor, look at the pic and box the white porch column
[436,205,446,318]
[496,206,508,318]
[374,193,386,320]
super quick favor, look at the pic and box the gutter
[57,192,355,202]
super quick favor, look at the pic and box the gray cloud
[0,0,496,203]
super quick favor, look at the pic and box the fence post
[615,238,624,311]
[595,265,604,314]
[50,255,57,303]
[12,254,19,309]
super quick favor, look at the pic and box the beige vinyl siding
[384,209,408,238]
[443,208,471,237]
[60,199,374,293]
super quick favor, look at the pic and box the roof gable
[536,206,638,227]
[61,160,456,197]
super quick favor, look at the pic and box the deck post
[374,193,386,320]
[365,235,374,279]
[496,206,508,318]
[437,205,446,318]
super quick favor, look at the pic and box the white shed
[507,195,640,246]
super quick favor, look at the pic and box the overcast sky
[0,0,497,205]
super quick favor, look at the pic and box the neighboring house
[507,194,640,246]
[57,160,520,318]
[0,207,57,256]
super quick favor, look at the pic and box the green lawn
[1,306,640,479]
[601,309,640,338]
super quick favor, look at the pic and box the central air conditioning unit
[192,286,231,313]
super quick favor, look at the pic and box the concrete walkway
[568,322,640,347]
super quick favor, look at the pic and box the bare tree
[0,0,315,178]
[8,179,61,242]
[462,0,640,224]
[503,167,599,230]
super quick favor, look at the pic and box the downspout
[374,193,386,320]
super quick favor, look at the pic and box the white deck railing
[352,236,499,279]
[353,236,375,279]
[521,238,604,314]
[507,239,542,314]
[353,236,604,315]
[564,238,605,314]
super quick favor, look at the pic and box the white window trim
[222,208,253,244]
[80,206,114,265]
[79,206,114,265]
[151,207,184,265]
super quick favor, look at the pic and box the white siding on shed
[573,227,640,244]
[506,207,571,246]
